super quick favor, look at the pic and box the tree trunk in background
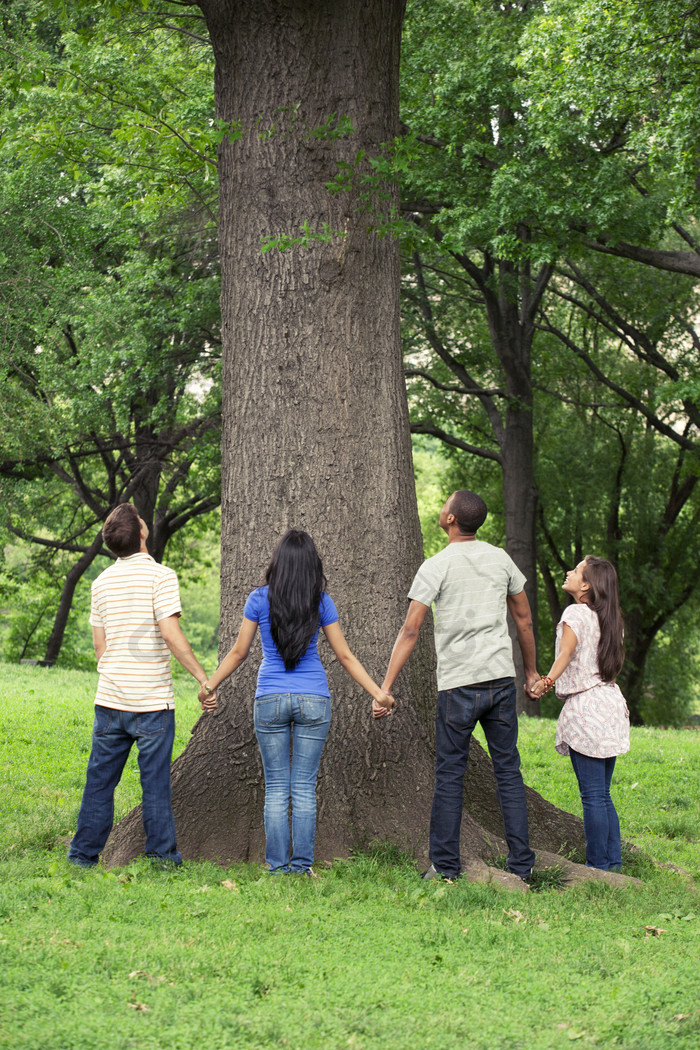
[619,612,655,726]
[104,0,585,874]
[43,529,104,665]
[486,274,541,717]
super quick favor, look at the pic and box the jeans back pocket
[135,710,168,737]
[255,695,282,727]
[297,695,330,726]
[94,707,114,736]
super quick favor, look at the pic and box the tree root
[456,849,644,890]
[533,848,643,887]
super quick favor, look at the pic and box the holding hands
[529,674,555,700]
[526,672,545,699]
[198,681,218,712]
[372,690,396,719]
[528,623,579,701]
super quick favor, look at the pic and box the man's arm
[381,600,430,694]
[506,590,539,696]
[92,625,106,662]
[158,614,208,687]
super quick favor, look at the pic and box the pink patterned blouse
[554,603,630,759]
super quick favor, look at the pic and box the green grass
[478,718,700,879]
[1,663,699,1050]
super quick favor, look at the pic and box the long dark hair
[265,530,327,671]
[582,556,625,682]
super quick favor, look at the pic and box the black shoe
[147,856,183,869]
[422,863,458,882]
[508,867,532,884]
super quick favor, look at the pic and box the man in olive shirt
[382,490,539,881]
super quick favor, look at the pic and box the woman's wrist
[540,674,555,693]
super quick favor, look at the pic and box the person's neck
[447,528,477,545]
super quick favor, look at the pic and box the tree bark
[104,0,586,875]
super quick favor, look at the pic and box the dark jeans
[68,706,181,867]
[569,748,621,871]
[430,678,535,878]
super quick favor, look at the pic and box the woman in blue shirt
[199,530,395,874]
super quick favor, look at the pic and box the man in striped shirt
[68,503,216,868]
[381,490,539,883]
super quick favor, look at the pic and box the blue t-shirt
[243,586,339,698]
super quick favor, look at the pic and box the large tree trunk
[104,0,587,879]
[107,0,439,865]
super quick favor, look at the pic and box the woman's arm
[322,622,396,718]
[197,617,258,702]
[530,623,578,698]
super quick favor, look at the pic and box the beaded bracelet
[540,675,555,693]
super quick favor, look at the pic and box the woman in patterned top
[532,556,629,871]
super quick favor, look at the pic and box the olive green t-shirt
[408,540,526,691]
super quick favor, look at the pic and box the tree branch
[536,316,700,454]
[583,238,700,278]
[410,421,502,463]
[404,369,506,397]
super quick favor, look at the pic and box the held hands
[372,690,396,719]
[198,681,218,712]
[528,674,553,700]
[525,673,543,699]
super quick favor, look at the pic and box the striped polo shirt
[89,552,182,711]
[408,540,526,690]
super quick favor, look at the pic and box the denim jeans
[430,678,535,878]
[68,706,181,867]
[254,693,331,873]
[569,748,621,871]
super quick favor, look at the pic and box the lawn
[0,663,698,1050]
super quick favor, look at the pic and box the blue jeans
[254,693,331,873]
[68,706,181,867]
[569,748,621,871]
[430,678,535,878]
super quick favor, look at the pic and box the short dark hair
[450,490,487,534]
[102,504,142,557]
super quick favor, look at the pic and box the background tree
[533,255,700,722]
[0,0,222,663]
[398,0,554,672]
[397,0,700,722]
[522,0,700,279]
